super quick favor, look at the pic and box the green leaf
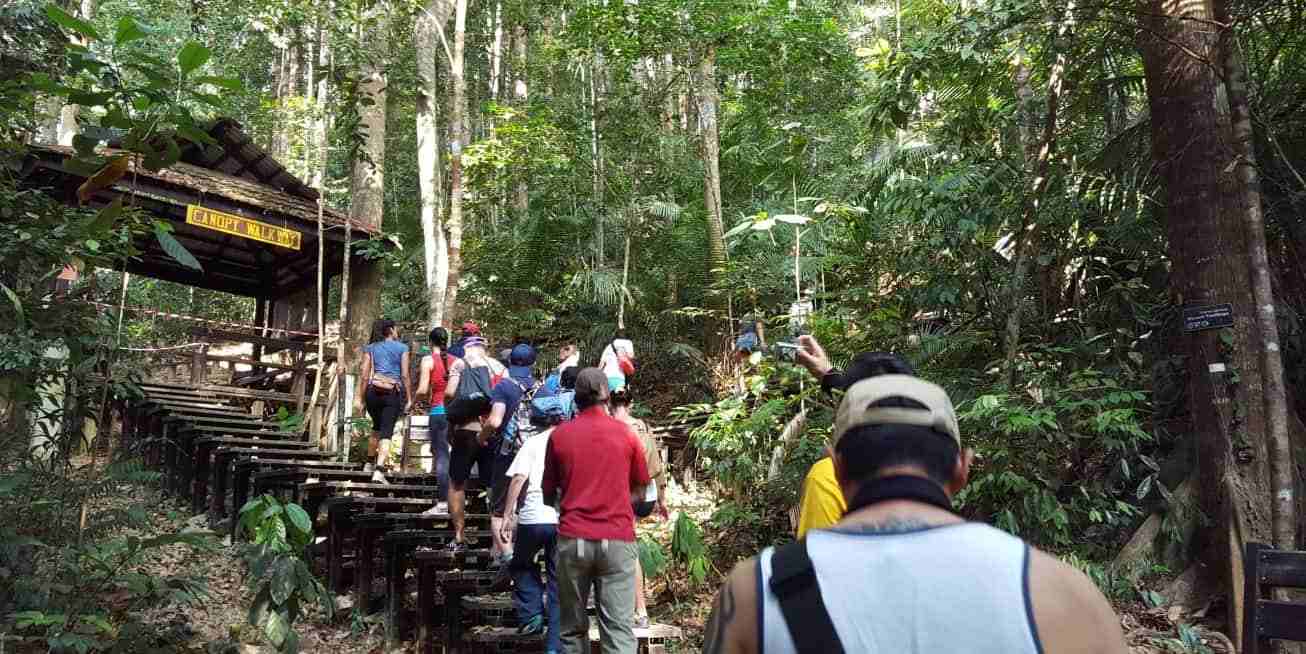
[72,133,99,157]
[177,125,217,146]
[45,5,100,41]
[154,223,203,272]
[264,609,289,647]
[270,557,294,605]
[194,75,244,91]
[284,627,300,654]
[283,503,312,539]
[1135,474,1153,500]
[248,586,271,627]
[89,197,124,233]
[113,16,147,44]
[177,42,211,77]
[1,283,25,328]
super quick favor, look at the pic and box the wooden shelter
[18,118,378,335]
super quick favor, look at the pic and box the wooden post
[252,298,267,375]
[190,344,209,385]
[292,349,307,414]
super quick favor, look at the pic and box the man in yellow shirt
[796,456,846,538]
[793,336,916,536]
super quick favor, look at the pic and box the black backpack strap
[768,540,845,654]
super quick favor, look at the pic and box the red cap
[461,321,481,336]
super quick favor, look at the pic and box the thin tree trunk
[337,218,352,460]
[307,198,327,440]
[589,60,605,263]
[488,1,503,103]
[1001,2,1075,389]
[699,45,729,356]
[311,5,331,188]
[511,23,529,215]
[618,223,631,330]
[346,4,388,349]
[1139,0,1274,642]
[443,0,469,321]
[417,0,453,328]
[1216,0,1296,552]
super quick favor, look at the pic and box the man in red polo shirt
[543,367,650,654]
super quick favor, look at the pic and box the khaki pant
[557,536,637,654]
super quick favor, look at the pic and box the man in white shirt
[599,330,635,392]
[500,427,561,650]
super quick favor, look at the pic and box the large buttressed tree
[1139,0,1299,638]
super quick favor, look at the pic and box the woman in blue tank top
[356,319,410,476]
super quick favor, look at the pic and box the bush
[238,495,334,653]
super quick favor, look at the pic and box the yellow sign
[186,205,302,251]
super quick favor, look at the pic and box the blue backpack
[530,389,575,426]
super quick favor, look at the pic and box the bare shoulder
[1027,547,1127,654]
[703,558,760,654]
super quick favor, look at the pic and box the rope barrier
[84,301,324,338]
[116,342,208,352]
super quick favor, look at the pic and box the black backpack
[446,363,494,424]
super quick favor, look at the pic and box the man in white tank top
[702,355,1126,654]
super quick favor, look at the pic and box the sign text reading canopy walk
[186,205,302,251]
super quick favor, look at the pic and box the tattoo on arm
[703,580,736,654]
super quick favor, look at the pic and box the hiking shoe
[518,615,545,636]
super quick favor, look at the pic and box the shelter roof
[19,119,381,301]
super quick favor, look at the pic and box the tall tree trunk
[1139,0,1273,642]
[346,5,389,350]
[301,21,316,178]
[698,45,729,355]
[1216,0,1296,553]
[36,95,62,144]
[417,0,453,328]
[1001,3,1074,389]
[57,0,97,146]
[511,23,528,215]
[443,0,469,321]
[311,5,331,188]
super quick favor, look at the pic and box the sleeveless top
[758,522,1043,654]
[366,339,408,385]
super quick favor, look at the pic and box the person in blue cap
[479,343,540,567]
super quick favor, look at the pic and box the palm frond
[568,268,632,309]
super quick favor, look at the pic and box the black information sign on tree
[1183,303,1235,333]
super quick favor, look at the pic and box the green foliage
[670,513,711,587]
[636,535,668,580]
[238,495,333,653]
[1,461,214,654]
[957,363,1152,552]
[273,407,306,434]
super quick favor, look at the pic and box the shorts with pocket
[449,428,495,486]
